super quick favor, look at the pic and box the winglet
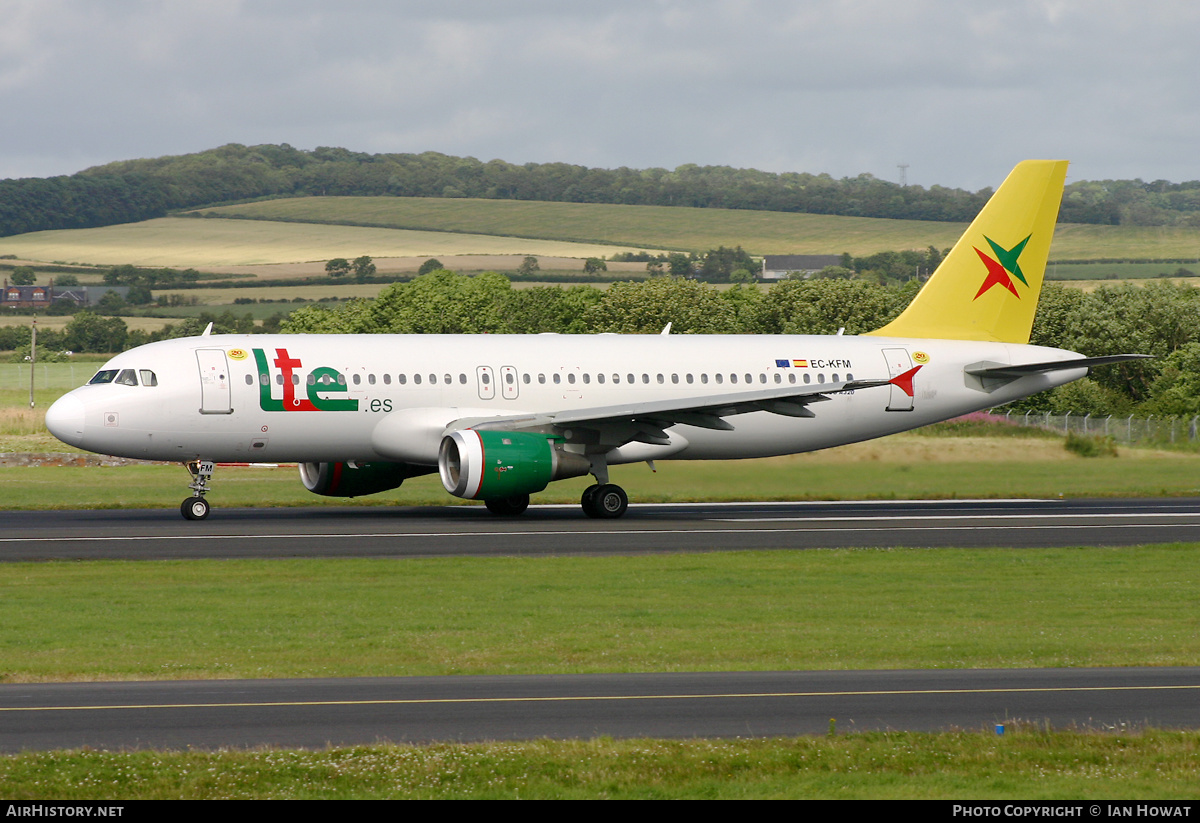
[889,365,922,398]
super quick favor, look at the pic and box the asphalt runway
[5,499,1199,752]
[4,667,1198,752]
[4,498,1200,561]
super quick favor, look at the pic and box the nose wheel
[181,496,211,520]
[181,460,215,521]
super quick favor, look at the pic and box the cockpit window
[87,368,157,387]
[88,370,118,385]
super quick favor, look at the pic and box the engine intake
[439,430,590,500]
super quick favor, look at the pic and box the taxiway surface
[3,498,1200,561]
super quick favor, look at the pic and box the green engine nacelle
[299,461,423,498]
[439,430,589,500]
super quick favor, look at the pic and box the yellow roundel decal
[228,348,249,361]
[913,351,929,364]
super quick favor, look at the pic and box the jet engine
[438,430,591,500]
[299,461,426,498]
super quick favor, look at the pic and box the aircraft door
[500,366,519,400]
[881,348,914,412]
[476,366,495,400]
[196,349,233,414]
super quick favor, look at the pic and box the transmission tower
[897,163,909,188]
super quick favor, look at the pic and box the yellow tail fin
[866,159,1068,344]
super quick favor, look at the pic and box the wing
[447,368,919,448]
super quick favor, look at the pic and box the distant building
[761,255,843,280]
[1,281,53,308]
[1,281,128,309]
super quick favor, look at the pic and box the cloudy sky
[2,0,1198,191]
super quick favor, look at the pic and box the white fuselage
[45,333,1085,466]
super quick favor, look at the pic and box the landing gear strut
[181,459,214,520]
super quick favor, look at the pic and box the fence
[5,363,90,393]
[995,410,1200,446]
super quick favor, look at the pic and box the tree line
[3,143,1199,239]
[10,269,1200,418]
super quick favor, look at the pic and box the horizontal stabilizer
[965,354,1152,380]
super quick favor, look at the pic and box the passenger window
[641,374,649,384]
[553,374,561,384]
[701,374,709,384]
[627,374,634,384]
[802,373,810,384]
[538,374,546,384]
[730,374,738,384]
[444,374,451,385]
[567,374,576,384]
[368,374,376,385]
[597,373,605,384]
[245,375,253,386]
[459,374,467,384]
[656,374,664,384]
[383,374,391,385]
[817,374,825,384]
[414,374,422,385]
[307,374,316,386]
[582,374,590,384]
[399,374,407,385]
[773,374,781,384]
[523,374,530,384]
[352,374,361,385]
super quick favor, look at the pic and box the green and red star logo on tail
[973,234,1031,300]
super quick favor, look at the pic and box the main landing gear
[580,483,629,519]
[181,459,214,520]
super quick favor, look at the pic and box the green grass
[0,217,654,269]
[2,729,1197,799]
[1,545,1197,682]
[202,196,1200,259]
[7,444,1200,510]
[6,199,1200,271]
[1048,261,1200,280]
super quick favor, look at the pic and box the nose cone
[45,393,86,447]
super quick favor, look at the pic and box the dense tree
[325,258,351,278]
[417,258,443,276]
[352,255,376,282]
[9,266,34,285]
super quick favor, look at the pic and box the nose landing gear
[181,460,214,520]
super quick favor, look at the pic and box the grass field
[4,199,1200,272]
[1,544,1196,682]
[0,217,661,269]
[201,196,1200,260]
[4,729,1197,799]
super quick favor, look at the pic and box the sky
[2,0,1198,192]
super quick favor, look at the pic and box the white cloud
[0,1,1197,189]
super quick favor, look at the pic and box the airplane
[44,159,1146,521]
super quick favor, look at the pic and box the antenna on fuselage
[202,322,213,337]
[660,323,672,335]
